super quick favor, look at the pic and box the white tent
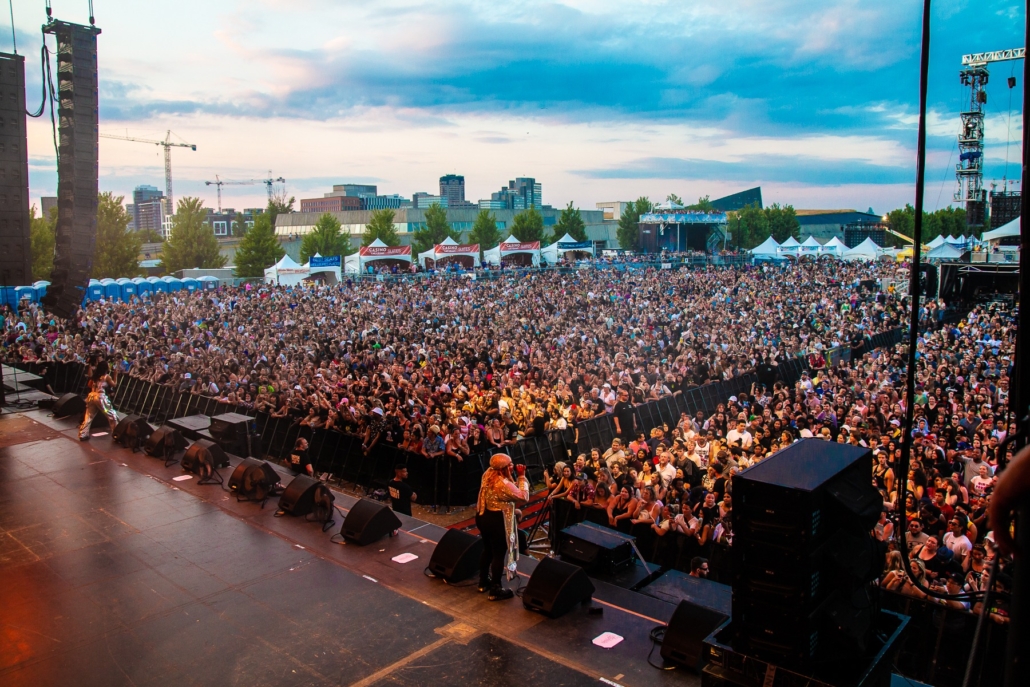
[925,242,965,260]
[540,233,595,264]
[345,238,413,274]
[776,235,802,256]
[982,217,1019,244]
[926,235,946,249]
[799,236,822,253]
[303,253,342,283]
[820,236,848,257]
[842,237,883,261]
[483,236,541,266]
[264,253,309,285]
[749,236,781,259]
[418,237,480,269]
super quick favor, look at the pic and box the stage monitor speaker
[41,21,101,320]
[181,439,229,485]
[145,425,187,458]
[278,475,320,516]
[558,522,634,573]
[341,498,402,546]
[112,414,152,450]
[660,600,729,671]
[52,392,85,418]
[229,458,280,505]
[428,529,483,583]
[0,52,32,287]
[522,556,595,619]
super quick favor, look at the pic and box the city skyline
[10,0,1025,216]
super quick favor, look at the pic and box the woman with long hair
[79,358,118,440]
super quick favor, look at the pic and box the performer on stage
[476,454,530,600]
[79,358,119,441]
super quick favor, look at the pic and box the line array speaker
[41,21,101,319]
[0,52,31,287]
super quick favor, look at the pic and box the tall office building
[439,174,466,207]
[41,196,58,217]
[132,184,165,234]
[487,177,541,210]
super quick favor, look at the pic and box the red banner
[359,245,412,257]
[435,243,479,254]
[499,241,540,253]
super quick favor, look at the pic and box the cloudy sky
[11,0,1025,215]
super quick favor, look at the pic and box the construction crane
[955,48,1025,227]
[99,130,196,209]
[204,173,286,212]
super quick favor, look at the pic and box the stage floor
[0,410,698,687]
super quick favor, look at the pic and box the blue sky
[10,0,1025,214]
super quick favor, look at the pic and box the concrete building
[795,209,881,242]
[132,185,166,235]
[596,201,629,221]
[300,196,361,213]
[711,187,763,212]
[204,208,263,237]
[324,183,378,198]
[40,196,58,217]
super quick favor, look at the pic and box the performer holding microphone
[79,357,119,441]
[476,454,530,600]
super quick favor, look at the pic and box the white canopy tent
[776,235,802,256]
[303,253,342,283]
[820,236,848,257]
[982,218,1019,244]
[925,242,965,260]
[418,237,480,269]
[842,237,883,261]
[483,236,541,266]
[926,235,946,249]
[344,239,413,274]
[540,233,595,264]
[749,236,781,259]
[264,253,309,285]
[799,236,822,254]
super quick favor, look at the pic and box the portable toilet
[87,279,105,301]
[132,277,152,298]
[161,276,183,292]
[198,275,219,291]
[14,285,37,305]
[116,277,137,301]
[100,278,120,300]
[182,277,200,293]
[32,280,50,300]
[148,276,169,294]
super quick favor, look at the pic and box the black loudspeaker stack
[340,498,402,545]
[522,556,595,618]
[228,458,281,506]
[731,439,883,672]
[41,20,101,319]
[428,529,483,583]
[0,51,31,286]
[52,392,85,418]
[113,414,153,451]
[660,600,728,672]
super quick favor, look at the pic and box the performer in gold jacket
[476,454,530,600]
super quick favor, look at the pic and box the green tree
[468,209,501,252]
[884,205,966,246]
[362,209,400,246]
[136,227,164,243]
[93,192,143,279]
[666,193,683,206]
[160,197,227,273]
[231,211,248,237]
[30,204,55,281]
[765,203,799,244]
[412,203,461,254]
[267,190,295,225]
[509,206,545,243]
[735,203,770,249]
[300,212,353,263]
[233,213,285,278]
[551,201,588,243]
[686,195,715,212]
[616,197,652,251]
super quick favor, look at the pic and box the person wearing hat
[362,406,387,455]
[475,454,529,600]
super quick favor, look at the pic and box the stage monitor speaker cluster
[181,439,229,485]
[732,439,883,671]
[41,21,100,320]
[113,414,152,451]
[660,600,729,672]
[428,529,483,583]
[0,52,31,287]
[52,392,85,418]
[228,458,281,506]
[522,556,595,619]
[340,498,401,545]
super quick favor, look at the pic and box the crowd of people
[0,257,1017,625]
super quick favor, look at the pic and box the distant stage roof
[711,187,762,212]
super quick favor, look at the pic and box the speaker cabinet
[341,498,402,546]
[0,53,31,286]
[660,600,729,671]
[145,425,187,458]
[278,475,321,516]
[181,439,230,473]
[112,414,152,450]
[428,529,484,583]
[522,556,595,618]
[229,458,280,505]
[52,392,85,418]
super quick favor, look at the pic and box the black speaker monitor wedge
[340,498,402,546]
[52,392,85,418]
[522,556,595,619]
[660,600,729,671]
[428,529,484,583]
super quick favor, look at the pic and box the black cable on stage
[646,625,676,671]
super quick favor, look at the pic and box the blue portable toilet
[182,277,200,293]
[146,276,167,294]
[198,276,218,291]
[100,278,120,300]
[132,277,152,297]
[14,285,37,305]
[33,280,50,300]
[162,276,183,292]
[116,278,137,301]
[87,279,105,301]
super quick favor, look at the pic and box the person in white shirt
[942,515,973,566]
[725,420,753,449]
[656,452,676,487]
